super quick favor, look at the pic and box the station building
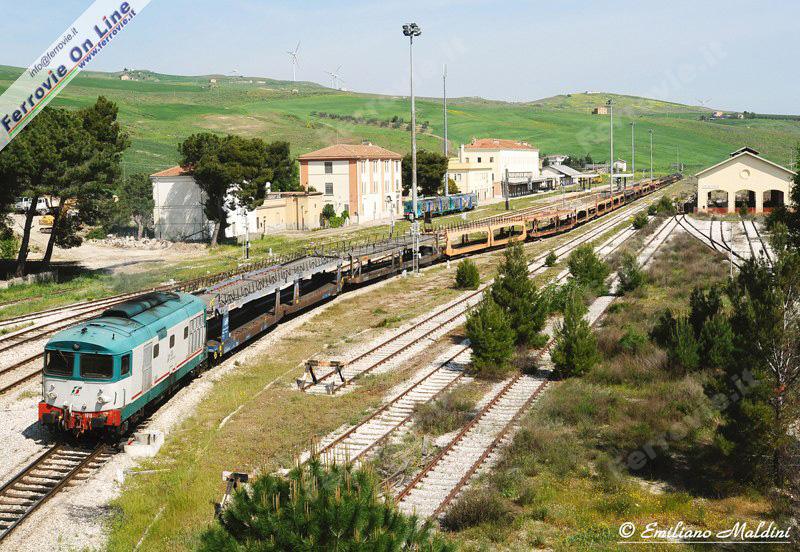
[696,147,796,214]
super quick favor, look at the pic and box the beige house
[298,143,403,224]
[696,147,795,214]
[446,160,494,200]
[254,191,323,232]
[592,106,609,115]
[461,139,540,185]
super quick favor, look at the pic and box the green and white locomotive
[38,292,207,434]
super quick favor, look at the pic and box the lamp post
[607,99,614,193]
[649,129,653,182]
[630,121,635,186]
[443,64,449,197]
[403,22,422,273]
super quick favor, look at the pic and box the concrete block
[124,430,165,458]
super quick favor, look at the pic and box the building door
[142,343,153,395]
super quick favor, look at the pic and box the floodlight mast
[403,22,422,273]
[607,99,614,193]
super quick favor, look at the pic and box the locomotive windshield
[79,354,114,380]
[44,350,75,376]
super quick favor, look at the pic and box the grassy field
[1,66,798,178]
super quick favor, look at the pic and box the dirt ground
[7,214,207,275]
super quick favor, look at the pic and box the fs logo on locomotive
[0,0,153,154]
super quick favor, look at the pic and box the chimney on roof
[459,143,465,161]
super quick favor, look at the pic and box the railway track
[394,215,682,519]
[675,215,744,268]
[310,210,678,488]
[741,218,773,265]
[299,195,662,395]
[0,443,111,542]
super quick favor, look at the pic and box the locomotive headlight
[97,389,110,405]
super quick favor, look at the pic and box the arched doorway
[706,190,729,214]
[763,189,785,213]
[734,189,756,214]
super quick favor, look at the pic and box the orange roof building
[298,142,403,225]
[454,138,540,191]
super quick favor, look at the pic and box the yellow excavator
[39,198,78,233]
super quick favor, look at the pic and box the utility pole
[403,23,422,273]
[649,129,654,182]
[443,64,449,196]
[607,99,614,193]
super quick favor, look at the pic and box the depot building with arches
[696,147,796,214]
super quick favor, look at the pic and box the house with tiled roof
[449,138,541,199]
[150,165,213,241]
[298,142,403,224]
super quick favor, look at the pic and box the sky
[1,0,798,113]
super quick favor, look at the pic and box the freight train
[39,176,680,435]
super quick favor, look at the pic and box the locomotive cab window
[120,354,131,376]
[170,335,175,349]
[44,351,74,377]
[154,344,160,358]
[79,354,114,380]
[184,327,188,339]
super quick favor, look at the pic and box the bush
[200,461,453,551]
[647,204,659,216]
[455,259,480,289]
[0,236,19,260]
[491,241,547,346]
[656,195,676,215]
[618,327,647,354]
[632,211,649,230]
[617,252,644,293]
[414,386,476,435]
[441,488,510,531]
[669,317,700,372]
[321,203,336,221]
[545,250,557,267]
[85,227,107,240]
[567,243,610,294]
[465,297,516,379]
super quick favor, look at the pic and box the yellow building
[446,160,494,200]
[254,191,324,233]
[696,147,795,214]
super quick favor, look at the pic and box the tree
[632,211,649,230]
[0,107,93,276]
[42,96,129,268]
[617,251,644,293]
[455,259,480,289]
[545,250,557,267]
[180,133,277,246]
[465,297,516,379]
[567,244,610,295]
[401,150,449,197]
[264,140,299,192]
[200,461,452,552]
[118,174,155,239]
[716,249,800,487]
[669,317,700,372]
[491,241,547,346]
[551,286,599,378]
[784,144,800,248]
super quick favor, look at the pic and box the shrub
[455,259,480,289]
[85,227,107,240]
[617,252,644,293]
[618,327,647,354]
[465,297,516,379]
[0,236,18,260]
[545,250,557,267]
[200,461,453,551]
[441,488,510,531]
[657,195,676,215]
[414,386,476,435]
[567,243,610,295]
[321,203,336,221]
[551,287,600,378]
[632,211,649,230]
[647,204,659,216]
[669,317,700,372]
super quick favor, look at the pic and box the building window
[324,161,333,174]
[325,183,334,196]
[490,157,494,162]
[478,157,482,163]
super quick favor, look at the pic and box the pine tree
[465,297,516,379]
[491,241,547,346]
[617,252,644,293]
[200,460,453,551]
[567,243,610,295]
[669,317,700,372]
[551,287,599,378]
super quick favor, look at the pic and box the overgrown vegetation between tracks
[448,232,796,550]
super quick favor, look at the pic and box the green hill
[1,65,797,176]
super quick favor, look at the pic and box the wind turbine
[697,97,712,109]
[287,42,300,82]
[325,66,343,90]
